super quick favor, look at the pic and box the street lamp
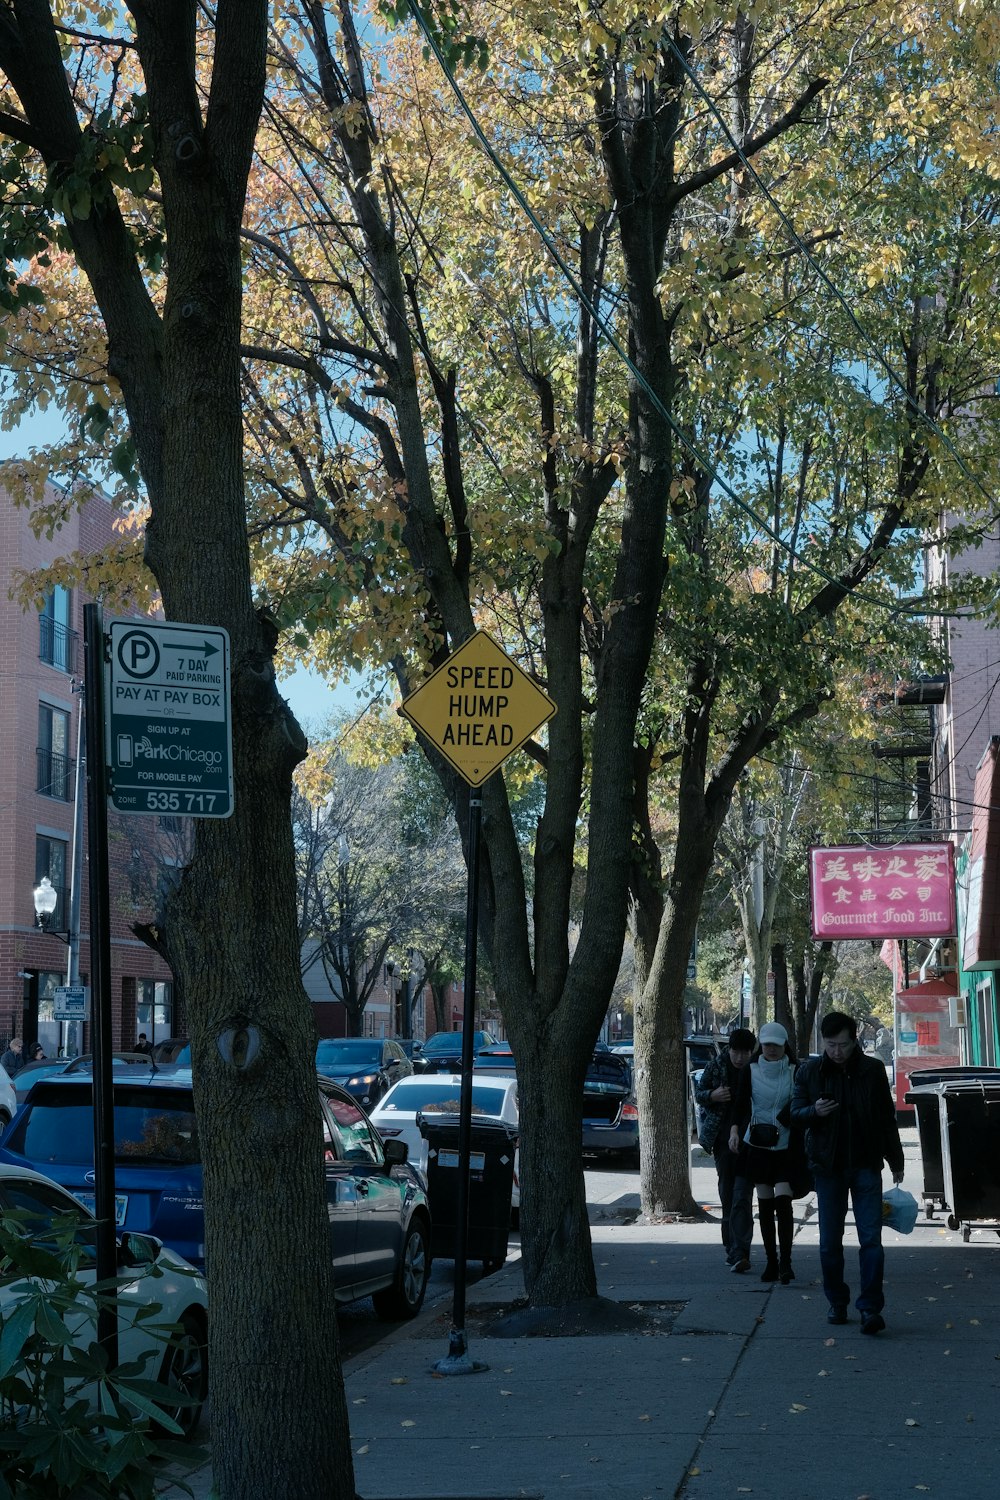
[33,876,69,943]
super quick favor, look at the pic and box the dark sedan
[582,1050,639,1163]
[315,1037,412,1107]
[411,1030,498,1074]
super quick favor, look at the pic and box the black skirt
[748,1140,813,1197]
[747,1144,795,1188]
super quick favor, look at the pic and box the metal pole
[84,604,118,1364]
[433,784,487,1375]
[66,684,86,989]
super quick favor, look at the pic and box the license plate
[72,1192,128,1227]
[437,1149,486,1171]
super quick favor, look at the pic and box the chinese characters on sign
[809,842,956,940]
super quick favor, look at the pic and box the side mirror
[412,1042,423,1054]
[117,1231,162,1269]
[383,1137,409,1166]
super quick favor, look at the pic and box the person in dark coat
[0,1036,23,1075]
[695,1028,756,1271]
[791,1010,904,1335]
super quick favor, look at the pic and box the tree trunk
[634,823,717,1219]
[0,7,357,1494]
[514,1035,597,1302]
[772,942,793,1041]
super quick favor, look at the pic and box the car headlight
[348,1074,378,1087]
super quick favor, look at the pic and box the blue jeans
[715,1144,753,1263]
[813,1167,885,1314]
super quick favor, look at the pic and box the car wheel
[372,1216,430,1321]
[155,1310,208,1439]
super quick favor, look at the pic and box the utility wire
[405,2,983,623]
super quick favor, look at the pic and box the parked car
[13,1054,156,1107]
[151,1036,191,1065]
[314,1037,412,1107]
[412,1030,498,1074]
[0,1161,208,1435]
[0,1061,18,1128]
[472,1043,517,1075]
[582,1050,639,1163]
[0,1071,432,1320]
[368,1072,521,1218]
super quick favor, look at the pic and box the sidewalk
[163,1133,1000,1498]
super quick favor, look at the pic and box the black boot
[776,1195,794,1283]
[758,1198,778,1281]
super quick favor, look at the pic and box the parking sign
[105,618,234,818]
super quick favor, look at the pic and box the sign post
[401,632,555,1375]
[83,610,235,1364]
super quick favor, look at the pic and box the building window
[35,834,68,930]
[37,704,73,801]
[39,586,76,673]
[136,979,173,1045]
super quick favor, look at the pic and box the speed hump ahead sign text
[400,632,556,787]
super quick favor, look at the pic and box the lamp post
[32,875,64,937]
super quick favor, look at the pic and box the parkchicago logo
[133,736,223,767]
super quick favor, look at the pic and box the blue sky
[0,408,361,729]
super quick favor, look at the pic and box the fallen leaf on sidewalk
[500,1390,513,1396]
[905,1419,919,1427]
[970,1319,981,1326]
[688,1467,700,1476]
[390,1377,408,1385]
[401,1420,415,1428]
[638,1414,651,1422]
[355,1445,369,1456]
[789,1404,807,1413]
[824,1338,836,1346]
[352,1397,366,1405]
[817,1370,830,1377]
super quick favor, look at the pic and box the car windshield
[382,1082,509,1115]
[7,1085,200,1166]
[316,1041,382,1070]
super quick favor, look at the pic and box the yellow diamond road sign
[400,632,556,787]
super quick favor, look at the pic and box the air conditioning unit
[949,994,969,1028]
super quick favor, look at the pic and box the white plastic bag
[882,1186,918,1234]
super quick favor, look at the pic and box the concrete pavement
[160,1133,1000,1498]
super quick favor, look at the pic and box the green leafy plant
[0,1214,205,1499]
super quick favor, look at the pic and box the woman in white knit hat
[729,1022,798,1284]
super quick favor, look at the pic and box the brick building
[0,481,175,1059]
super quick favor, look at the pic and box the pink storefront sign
[809,842,956,940]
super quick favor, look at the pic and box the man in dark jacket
[791,1010,904,1334]
[695,1028,756,1272]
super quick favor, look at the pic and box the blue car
[582,1051,639,1163]
[0,1069,432,1318]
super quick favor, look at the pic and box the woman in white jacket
[730,1022,797,1284]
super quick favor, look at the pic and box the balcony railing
[36,748,75,801]
[39,615,78,673]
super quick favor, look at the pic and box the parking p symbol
[117,629,160,679]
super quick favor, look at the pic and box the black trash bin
[904,1079,995,1219]
[418,1113,517,1272]
[937,1081,1000,1241]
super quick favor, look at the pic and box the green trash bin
[418,1113,517,1272]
